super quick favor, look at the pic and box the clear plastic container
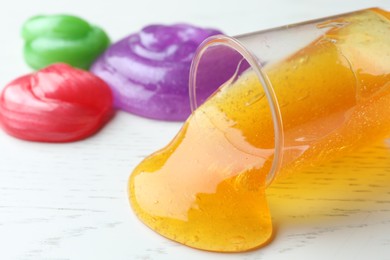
[190,7,390,186]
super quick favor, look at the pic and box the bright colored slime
[91,24,237,121]
[0,64,113,142]
[22,14,110,70]
[129,9,390,252]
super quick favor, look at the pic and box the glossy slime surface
[129,9,390,252]
[0,64,113,142]
[91,24,235,121]
[22,14,110,70]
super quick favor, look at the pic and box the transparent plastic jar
[190,7,390,186]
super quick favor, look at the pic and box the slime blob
[22,14,110,70]
[129,9,390,252]
[91,24,238,121]
[0,64,113,142]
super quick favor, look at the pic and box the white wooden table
[0,0,390,259]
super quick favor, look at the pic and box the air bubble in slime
[91,24,240,121]
[128,8,390,252]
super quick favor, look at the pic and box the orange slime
[129,9,390,252]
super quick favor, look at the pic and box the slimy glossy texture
[0,64,113,142]
[129,9,390,252]
[91,24,233,121]
[22,14,110,70]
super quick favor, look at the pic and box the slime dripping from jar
[128,9,390,252]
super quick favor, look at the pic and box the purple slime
[91,24,242,121]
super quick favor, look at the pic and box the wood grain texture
[0,0,390,259]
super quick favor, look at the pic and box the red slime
[0,63,113,142]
